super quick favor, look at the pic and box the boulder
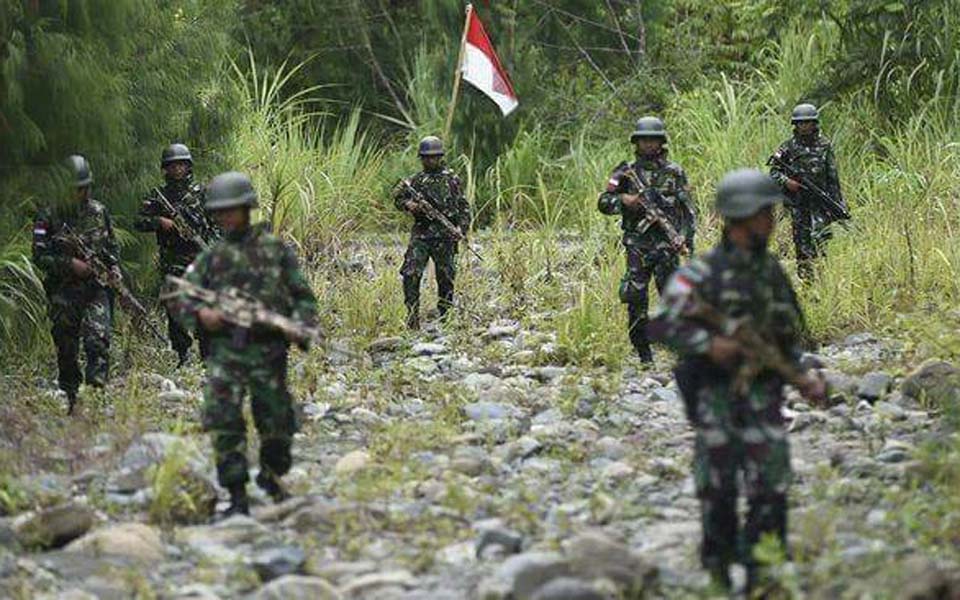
[253,575,342,600]
[530,578,607,600]
[252,545,306,582]
[14,501,95,549]
[901,360,960,406]
[109,432,212,493]
[65,522,164,563]
[857,372,892,402]
[564,530,657,592]
[478,551,570,599]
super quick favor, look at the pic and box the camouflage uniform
[135,176,219,360]
[32,198,119,403]
[769,129,846,278]
[648,171,805,587]
[598,151,695,360]
[175,222,317,495]
[394,166,470,327]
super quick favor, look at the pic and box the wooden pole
[444,3,473,141]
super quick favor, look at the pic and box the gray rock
[109,432,213,494]
[65,522,164,563]
[14,501,95,549]
[480,551,570,599]
[252,545,306,582]
[411,342,446,356]
[857,372,892,401]
[530,578,607,600]
[564,530,657,591]
[531,366,566,383]
[464,402,519,422]
[476,526,524,558]
[406,357,439,375]
[484,323,520,341]
[651,388,678,404]
[253,575,342,600]
[595,437,626,460]
[170,584,227,599]
[897,555,960,599]
[368,336,404,353]
[532,408,564,426]
[901,360,960,406]
[339,570,415,595]
[876,440,915,464]
[463,372,502,391]
[451,446,490,476]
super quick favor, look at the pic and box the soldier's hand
[404,201,420,213]
[620,193,641,209]
[798,371,828,405]
[785,179,802,193]
[158,217,176,232]
[707,335,742,367]
[70,258,93,279]
[198,307,225,332]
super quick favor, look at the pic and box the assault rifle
[398,179,484,262]
[621,167,689,256]
[57,226,166,343]
[153,188,210,250]
[161,276,359,357]
[767,153,851,222]
[684,294,822,402]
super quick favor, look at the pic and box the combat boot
[635,344,654,364]
[66,392,78,416]
[222,484,249,517]
[256,471,290,504]
[176,349,190,368]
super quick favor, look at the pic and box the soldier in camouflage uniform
[769,103,848,280]
[648,168,826,592]
[172,171,317,516]
[135,143,219,366]
[598,116,696,362]
[32,155,121,415]
[394,136,471,330]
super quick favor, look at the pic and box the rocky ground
[2,312,959,598]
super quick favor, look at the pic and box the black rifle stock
[398,179,484,262]
[153,188,210,249]
[768,154,851,222]
[621,167,690,256]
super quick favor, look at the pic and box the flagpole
[444,3,473,141]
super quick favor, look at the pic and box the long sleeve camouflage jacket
[647,238,805,378]
[769,133,845,215]
[174,223,318,349]
[394,168,471,241]
[134,178,220,274]
[598,154,696,252]
[32,199,120,294]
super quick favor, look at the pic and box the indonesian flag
[460,6,518,116]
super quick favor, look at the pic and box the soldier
[171,172,317,516]
[32,155,121,415]
[394,136,471,330]
[768,103,848,280]
[647,168,826,592]
[135,143,219,366]
[598,116,696,362]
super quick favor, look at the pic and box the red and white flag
[460,5,518,116]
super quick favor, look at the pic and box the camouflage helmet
[715,168,783,219]
[66,155,93,187]
[418,136,444,157]
[161,143,193,167]
[790,103,819,123]
[205,171,258,211]
[630,116,667,142]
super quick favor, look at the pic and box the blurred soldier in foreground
[768,103,850,280]
[648,168,826,593]
[135,143,219,366]
[32,156,120,414]
[170,172,317,516]
[393,136,471,330]
[598,116,696,362]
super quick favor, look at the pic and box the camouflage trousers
[692,380,791,574]
[163,266,209,360]
[401,238,458,326]
[791,208,831,279]
[202,341,297,488]
[47,286,112,397]
[620,246,678,358]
